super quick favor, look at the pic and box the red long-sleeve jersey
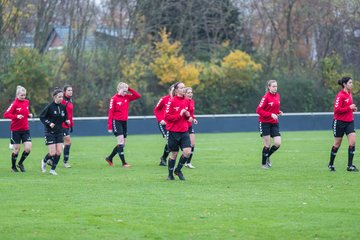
[108,88,141,130]
[187,99,196,127]
[256,92,281,124]
[3,98,31,131]
[154,94,171,122]
[61,96,74,129]
[334,90,354,122]
[165,96,190,132]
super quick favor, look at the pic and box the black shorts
[11,130,32,144]
[333,120,355,137]
[112,120,127,138]
[259,122,281,137]
[45,133,64,145]
[167,131,191,152]
[63,128,71,137]
[158,123,168,138]
[188,126,195,134]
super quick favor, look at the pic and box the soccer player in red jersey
[164,82,192,180]
[328,77,358,172]
[153,84,174,166]
[105,82,141,167]
[62,85,74,168]
[256,80,283,169]
[4,86,33,172]
[184,87,198,169]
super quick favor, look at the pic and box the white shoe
[266,157,272,167]
[64,162,71,168]
[41,160,47,173]
[262,164,270,169]
[186,163,195,169]
[49,170,58,176]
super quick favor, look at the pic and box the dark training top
[39,102,68,134]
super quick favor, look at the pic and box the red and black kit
[107,88,141,136]
[256,92,281,137]
[187,98,196,134]
[165,95,191,151]
[62,95,74,136]
[154,94,171,138]
[333,90,355,137]
[4,98,32,144]
[105,87,141,167]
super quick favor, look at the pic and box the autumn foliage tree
[320,53,358,96]
[151,29,200,87]
[195,49,262,113]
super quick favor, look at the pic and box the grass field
[1,131,360,240]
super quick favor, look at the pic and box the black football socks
[329,146,339,166]
[262,147,269,165]
[18,151,30,165]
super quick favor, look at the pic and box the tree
[134,0,250,60]
[150,29,200,87]
[195,49,262,113]
[0,0,25,67]
[0,48,52,114]
[33,0,59,52]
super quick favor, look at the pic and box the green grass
[1,131,360,239]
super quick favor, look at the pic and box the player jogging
[328,77,358,172]
[3,86,33,172]
[256,80,283,169]
[164,82,193,180]
[40,88,70,175]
